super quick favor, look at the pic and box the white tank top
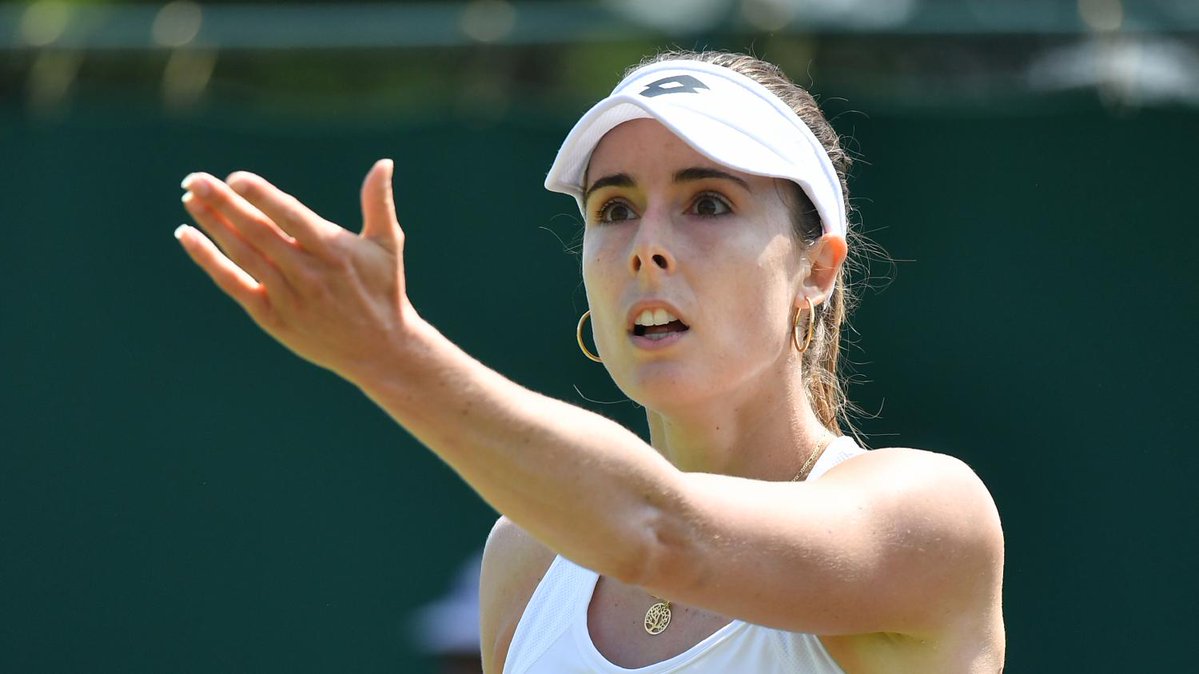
[503,436,866,674]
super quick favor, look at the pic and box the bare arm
[177,163,1002,639]
[177,162,686,583]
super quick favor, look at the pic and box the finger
[224,171,342,254]
[182,172,304,265]
[174,224,271,319]
[181,190,292,296]
[360,159,403,253]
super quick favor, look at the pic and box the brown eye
[691,194,731,217]
[599,200,636,223]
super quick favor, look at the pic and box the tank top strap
[503,555,598,674]
[807,435,867,482]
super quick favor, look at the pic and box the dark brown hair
[630,50,863,436]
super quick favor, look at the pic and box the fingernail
[181,191,194,205]
[174,224,188,240]
[182,173,210,197]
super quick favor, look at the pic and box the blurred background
[2,0,1197,671]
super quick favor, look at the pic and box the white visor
[544,59,847,239]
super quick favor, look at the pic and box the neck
[644,361,835,481]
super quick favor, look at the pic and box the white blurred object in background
[409,550,485,674]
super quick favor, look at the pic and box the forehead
[586,118,754,185]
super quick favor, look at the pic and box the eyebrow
[582,167,750,207]
[673,167,750,191]
[583,172,634,206]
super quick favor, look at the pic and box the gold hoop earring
[577,310,603,363]
[793,297,816,354]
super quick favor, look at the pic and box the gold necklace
[641,435,837,636]
[792,434,835,483]
[644,596,673,635]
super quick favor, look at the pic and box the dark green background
[2,59,1196,672]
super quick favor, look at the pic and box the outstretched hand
[176,159,416,383]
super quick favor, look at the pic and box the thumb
[360,158,402,252]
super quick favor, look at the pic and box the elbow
[611,480,702,594]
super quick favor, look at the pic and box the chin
[611,361,716,412]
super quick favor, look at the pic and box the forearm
[175,165,682,580]
[353,313,683,581]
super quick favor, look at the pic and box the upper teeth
[635,308,678,327]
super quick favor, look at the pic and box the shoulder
[824,445,1001,531]
[822,446,1005,628]
[479,517,557,674]
[481,517,557,597]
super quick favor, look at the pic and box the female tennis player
[176,50,1004,673]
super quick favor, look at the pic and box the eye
[596,198,638,223]
[689,192,732,217]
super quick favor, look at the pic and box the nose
[628,211,676,275]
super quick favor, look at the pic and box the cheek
[580,232,622,316]
[580,235,603,292]
[704,237,796,346]
[580,251,629,368]
[581,226,633,278]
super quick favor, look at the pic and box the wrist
[341,303,438,393]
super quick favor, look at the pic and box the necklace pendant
[644,600,672,635]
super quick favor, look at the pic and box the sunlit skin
[583,118,845,479]
[175,119,1005,674]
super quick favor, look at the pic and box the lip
[630,330,688,350]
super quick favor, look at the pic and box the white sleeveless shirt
[503,436,866,674]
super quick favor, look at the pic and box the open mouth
[631,308,690,341]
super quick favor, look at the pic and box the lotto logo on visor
[640,75,710,97]
[544,60,847,240]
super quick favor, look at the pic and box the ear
[797,234,848,308]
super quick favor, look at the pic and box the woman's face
[582,118,810,410]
